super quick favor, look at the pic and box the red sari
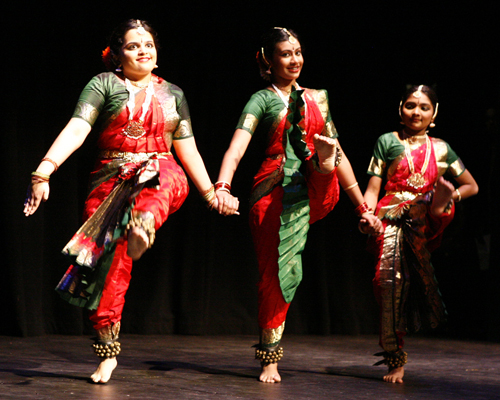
[367,132,465,353]
[56,73,190,330]
[239,88,339,348]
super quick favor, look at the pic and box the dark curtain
[3,2,499,342]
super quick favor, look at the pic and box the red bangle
[354,202,373,217]
[215,181,232,193]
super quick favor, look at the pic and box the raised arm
[215,128,252,215]
[24,118,92,216]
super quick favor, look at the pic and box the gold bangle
[200,185,216,204]
[31,171,51,180]
[343,182,359,191]
[455,188,462,202]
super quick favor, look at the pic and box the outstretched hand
[359,213,383,236]
[24,182,50,216]
[215,190,240,216]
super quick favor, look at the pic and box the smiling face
[270,39,303,85]
[118,29,157,81]
[401,92,435,134]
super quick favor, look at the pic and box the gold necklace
[404,134,431,189]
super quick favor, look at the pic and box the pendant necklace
[404,133,431,189]
[123,78,154,139]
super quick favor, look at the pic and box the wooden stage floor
[1,334,499,399]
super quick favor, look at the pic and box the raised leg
[312,134,338,173]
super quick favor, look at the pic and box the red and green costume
[56,72,191,331]
[367,132,465,356]
[237,88,340,350]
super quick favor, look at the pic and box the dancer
[216,27,382,383]
[363,85,478,383]
[23,19,236,383]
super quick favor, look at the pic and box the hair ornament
[136,20,146,35]
[101,46,114,71]
[412,84,424,99]
[260,48,271,71]
[274,27,297,44]
[256,49,272,80]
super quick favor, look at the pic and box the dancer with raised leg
[363,85,478,383]
[23,19,237,383]
[216,27,382,383]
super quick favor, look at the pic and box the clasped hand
[359,213,384,236]
[215,190,240,216]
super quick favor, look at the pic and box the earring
[115,66,122,72]
[429,122,436,128]
[154,64,158,68]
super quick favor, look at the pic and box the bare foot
[430,176,454,216]
[259,363,281,383]
[127,227,149,261]
[90,357,117,383]
[313,134,337,173]
[383,366,404,383]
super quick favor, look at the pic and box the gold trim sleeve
[73,102,99,126]
[237,113,259,135]
[173,119,194,139]
[448,158,466,177]
[367,156,386,177]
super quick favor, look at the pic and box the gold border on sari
[260,322,286,347]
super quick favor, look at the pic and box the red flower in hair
[101,46,114,71]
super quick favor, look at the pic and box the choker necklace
[130,80,150,89]
[123,78,154,139]
[404,133,431,189]
[272,83,301,108]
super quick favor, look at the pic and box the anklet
[255,346,284,365]
[373,350,407,368]
[93,322,121,359]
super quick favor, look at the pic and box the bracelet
[32,171,51,180]
[343,182,359,191]
[215,181,232,193]
[41,157,59,172]
[455,188,462,202]
[354,202,373,217]
[31,177,49,184]
[200,185,216,208]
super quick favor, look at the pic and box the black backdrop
[3,2,499,342]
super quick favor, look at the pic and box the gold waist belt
[386,190,424,201]
[99,150,172,163]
